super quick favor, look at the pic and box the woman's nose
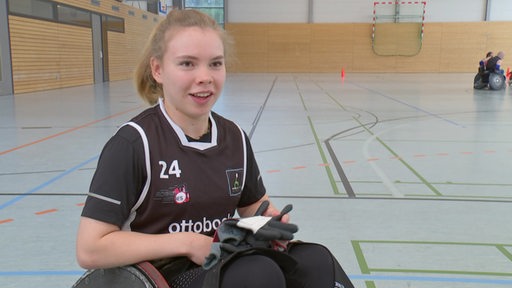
[197,67,213,85]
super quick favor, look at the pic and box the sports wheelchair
[473,67,507,90]
[72,261,170,288]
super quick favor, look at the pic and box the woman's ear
[150,57,163,84]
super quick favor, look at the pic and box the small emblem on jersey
[173,185,190,204]
[155,184,190,204]
[226,168,244,196]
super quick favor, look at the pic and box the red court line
[292,166,306,170]
[0,218,14,224]
[35,208,58,215]
[0,106,142,156]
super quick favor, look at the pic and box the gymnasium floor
[1,73,511,288]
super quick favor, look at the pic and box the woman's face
[151,27,226,123]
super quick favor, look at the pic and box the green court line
[320,88,442,197]
[369,268,512,277]
[394,180,512,187]
[295,79,340,195]
[349,179,512,187]
[342,180,512,200]
[497,245,512,262]
[306,116,340,195]
[353,117,442,196]
[356,240,512,246]
[334,192,512,201]
[352,240,371,274]
[352,240,512,287]
[352,241,378,288]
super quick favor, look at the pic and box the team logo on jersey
[173,184,190,204]
[226,168,244,196]
[155,183,190,204]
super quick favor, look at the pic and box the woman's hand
[185,233,214,265]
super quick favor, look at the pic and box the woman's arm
[76,217,213,269]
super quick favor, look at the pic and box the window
[7,0,124,33]
[184,0,224,27]
[57,4,91,28]
[8,0,54,21]
[105,15,125,33]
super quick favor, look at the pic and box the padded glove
[228,201,297,240]
[203,201,298,269]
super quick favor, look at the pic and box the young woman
[76,9,352,288]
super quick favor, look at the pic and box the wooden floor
[1,73,511,288]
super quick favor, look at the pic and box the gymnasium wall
[8,0,159,94]
[224,0,512,73]
[226,0,511,23]
[7,0,512,93]
[225,21,512,73]
[9,16,93,94]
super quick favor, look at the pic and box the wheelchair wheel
[72,262,170,288]
[488,73,505,90]
[473,73,486,89]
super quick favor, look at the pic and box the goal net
[372,1,426,56]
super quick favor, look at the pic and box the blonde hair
[134,9,234,105]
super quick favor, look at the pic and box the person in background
[479,51,493,72]
[486,51,505,74]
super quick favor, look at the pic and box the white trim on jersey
[120,122,152,231]
[158,98,218,151]
[235,124,247,191]
[87,192,121,205]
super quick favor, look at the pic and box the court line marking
[34,208,58,215]
[352,239,512,287]
[349,82,465,128]
[0,156,99,210]
[0,270,510,285]
[0,106,141,156]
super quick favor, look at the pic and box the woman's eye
[210,61,224,68]
[179,61,194,67]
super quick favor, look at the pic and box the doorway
[92,13,109,83]
[0,1,13,96]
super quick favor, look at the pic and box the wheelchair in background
[474,66,508,90]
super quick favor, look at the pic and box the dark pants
[167,243,350,288]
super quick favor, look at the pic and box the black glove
[227,201,298,248]
[232,213,297,241]
[203,201,298,269]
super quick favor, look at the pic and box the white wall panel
[424,0,485,22]
[227,0,309,23]
[312,0,374,23]
[226,0,509,23]
[488,0,512,21]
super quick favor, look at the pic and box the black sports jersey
[82,99,266,236]
[486,55,501,72]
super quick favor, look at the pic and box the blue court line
[349,274,512,285]
[1,271,511,285]
[0,270,85,276]
[0,155,99,210]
